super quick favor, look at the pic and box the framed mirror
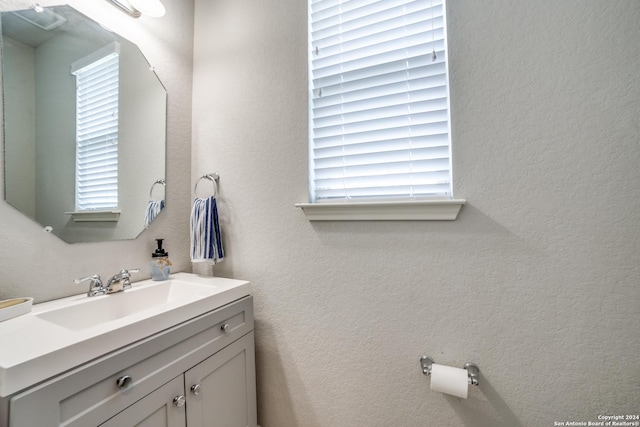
[1,4,166,243]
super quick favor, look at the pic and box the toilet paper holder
[420,356,480,386]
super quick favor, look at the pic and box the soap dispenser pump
[151,238,172,281]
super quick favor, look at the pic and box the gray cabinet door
[100,376,186,427]
[185,332,257,427]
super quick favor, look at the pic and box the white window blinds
[309,0,452,202]
[71,46,119,211]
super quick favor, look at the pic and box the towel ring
[149,179,166,201]
[194,173,219,199]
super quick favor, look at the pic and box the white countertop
[0,273,250,397]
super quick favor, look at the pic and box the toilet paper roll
[430,363,468,398]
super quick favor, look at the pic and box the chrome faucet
[105,268,140,294]
[75,268,140,297]
[75,274,106,297]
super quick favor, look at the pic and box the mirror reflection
[1,5,166,243]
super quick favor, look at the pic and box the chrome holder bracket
[420,355,434,376]
[464,362,480,386]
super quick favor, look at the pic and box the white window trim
[65,210,121,222]
[301,0,464,221]
[295,199,464,221]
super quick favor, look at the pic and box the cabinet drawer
[99,375,186,427]
[9,296,253,427]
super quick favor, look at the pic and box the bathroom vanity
[0,273,257,427]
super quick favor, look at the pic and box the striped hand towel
[144,199,165,228]
[190,196,224,264]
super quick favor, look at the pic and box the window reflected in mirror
[1,5,167,243]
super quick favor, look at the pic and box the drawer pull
[190,384,201,395]
[116,375,132,390]
[221,323,230,334]
[173,395,186,407]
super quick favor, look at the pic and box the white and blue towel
[144,199,165,228]
[190,196,224,264]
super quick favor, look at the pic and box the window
[71,43,120,211]
[307,0,458,213]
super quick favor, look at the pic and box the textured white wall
[0,0,194,302]
[192,1,640,426]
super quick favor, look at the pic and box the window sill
[65,210,121,222]
[295,199,465,221]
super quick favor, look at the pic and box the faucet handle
[113,268,140,276]
[75,273,102,285]
[119,268,140,290]
[75,274,105,297]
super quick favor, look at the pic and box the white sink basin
[36,280,216,331]
[0,273,250,397]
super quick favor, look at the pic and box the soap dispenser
[151,238,172,281]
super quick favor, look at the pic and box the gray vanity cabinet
[185,333,256,427]
[100,333,256,427]
[5,296,257,427]
[99,331,256,427]
[100,376,187,427]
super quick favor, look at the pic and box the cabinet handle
[190,384,201,395]
[221,323,230,334]
[173,395,186,407]
[116,375,133,390]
